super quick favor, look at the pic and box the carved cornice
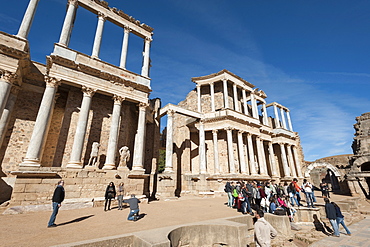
[44,75,61,88]
[78,64,101,77]
[0,70,17,84]
[82,86,96,97]
[0,44,28,59]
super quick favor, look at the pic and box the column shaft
[243,141,250,175]
[293,146,303,177]
[273,104,280,128]
[59,0,78,46]
[287,145,297,177]
[237,131,246,174]
[212,130,219,174]
[197,85,202,112]
[268,142,278,177]
[21,77,60,167]
[259,139,268,175]
[280,143,290,177]
[0,89,18,147]
[233,84,239,111]
[262,103,268,126]
[17,0,40,39]
[250,94,258,118]
[222,79,229,108]
[103,96,123,169]
[141,37,151,77]
[91,13,105,58]
[119,27,130,69]
[210,82,215,112]
[286,111,294,131]
[67,87,95,168]
[164,110,174,172]
[247,133,257,175]
[199,121,206,174]
[280,108,287,129]
[226,128,235,173]
[0,72,15,117]
[132,103,148,172]
[242,89,248,115]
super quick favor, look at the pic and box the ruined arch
[353,156,370,170]
[304,162,341,178]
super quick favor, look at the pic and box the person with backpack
[224,181,234,207]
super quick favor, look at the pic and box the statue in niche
[88,142,100,166]
[119,146,130,167]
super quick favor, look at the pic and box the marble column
[233,84,239,112]
[196,84,202,112]
[268,141,278,177]
[256,136,267,175]
[103,95,124,170]
[141,37,151,77]
[237,130,247,174]
[273,104,280,128]
[210,82,215,112]
[212,129,220,174]
[262,103,268,126]
[0,86,20,147]
[20,76,61,167]
[259,139,268,175]
[0,71,16,117]
[287,144,297,178]
[280,108,287,129]
[164,109,175,173]
[119,26,130,69]
[58,0,78,47]
[242,89,248,115]
[225,127,235,173]
[132,102,148,172]
[279,143,290,177]
[292,146,303,177]
[17,0,40,39]
[250,93,258,119]
[286,110,294,131]
[222,79,229,109]
[91,12,106,59]
[243,141,250,175]
[199,120,207,174]
[67,86,96,168]
[247,133,257,175]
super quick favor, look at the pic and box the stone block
[41,178,60,184]
[13,183,25,193]
[16,178,42,184]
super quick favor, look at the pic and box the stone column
[164,109,175,173]
[199,120,207,174]
[250,93,258,119]
[91,12,106,59]
[268,141,278,177]
[243,141,250,175]
[212,129,219,174]
[141,37,152,77]
[242,89,248,115]
[67,86,96,168]
[222,79,229,109]
[259,139,268,175]
[20,76,61,167]
[58,0,78,47]
[237,130,247,174]
[286,110,294,131]
[273,104,280,128]
[280,108,287,129]
[210,82,215,112]
[287,144,297,178]
[0,86,20,147]
[247,133,257,175]
[0,71,16,117]
[196,84,202,112]
[262,103,268,126]
[17,0,40,39]
[120,26,130,69]
[256,136,267,175]
[225,127,235,173]
[103,95,124,170]
[279,143,290,177]
[132,102,148,172]
[292,146,303,177]
[233,83,239,111]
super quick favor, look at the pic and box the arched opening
[361,162,370,195]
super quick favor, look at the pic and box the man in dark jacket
[48,180,65,227]
[324,198,339,237]
[123,194,141,221]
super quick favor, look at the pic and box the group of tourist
[47,180,141,228]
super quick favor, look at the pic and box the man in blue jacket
[48,180,65,227]
[324,198,339,237]
[123,194,141,221]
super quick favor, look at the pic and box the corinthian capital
[0,70,17,84]
[82,86,96,97]
[139,102,149,110]
[113,95,125,105]
[167,109,175,117]
[97,12,106,20]
[44,76,61,88]
[68,0,79,7]
[145,36,152,42]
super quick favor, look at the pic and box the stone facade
[159,70,305,197]
[0,0,161,206]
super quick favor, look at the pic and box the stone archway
[305,162,341,191]
[353,155,370,169]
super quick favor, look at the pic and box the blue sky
[1,0,369,161]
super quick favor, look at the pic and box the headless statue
[88,142,100,166]
[119,146,130,167]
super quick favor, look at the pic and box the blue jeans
[305,192,314,207]
[227,192,233,207]
[329,219,340,236]
[127,209,139,221]
[241,198,252,213]
[48,202,60,226]
[337,217,351,235]
[289,194,299,206]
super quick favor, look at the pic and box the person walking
[47,180,65,228]
[123,194,141,221]
[117,182,125,210]
[104,182,116,211]
[332,202,351,236]
[324,198,340,237]
[224,181,233,207]
[254,209,277,247]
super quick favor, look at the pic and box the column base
[130,167,145,175]
[19,158,41,168]
[117,166,129,171]
[164,168,174,173]
[66,162,83,169]
[102,164,116,170]
[85,165,97,170]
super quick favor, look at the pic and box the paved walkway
[310,217,370,247]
